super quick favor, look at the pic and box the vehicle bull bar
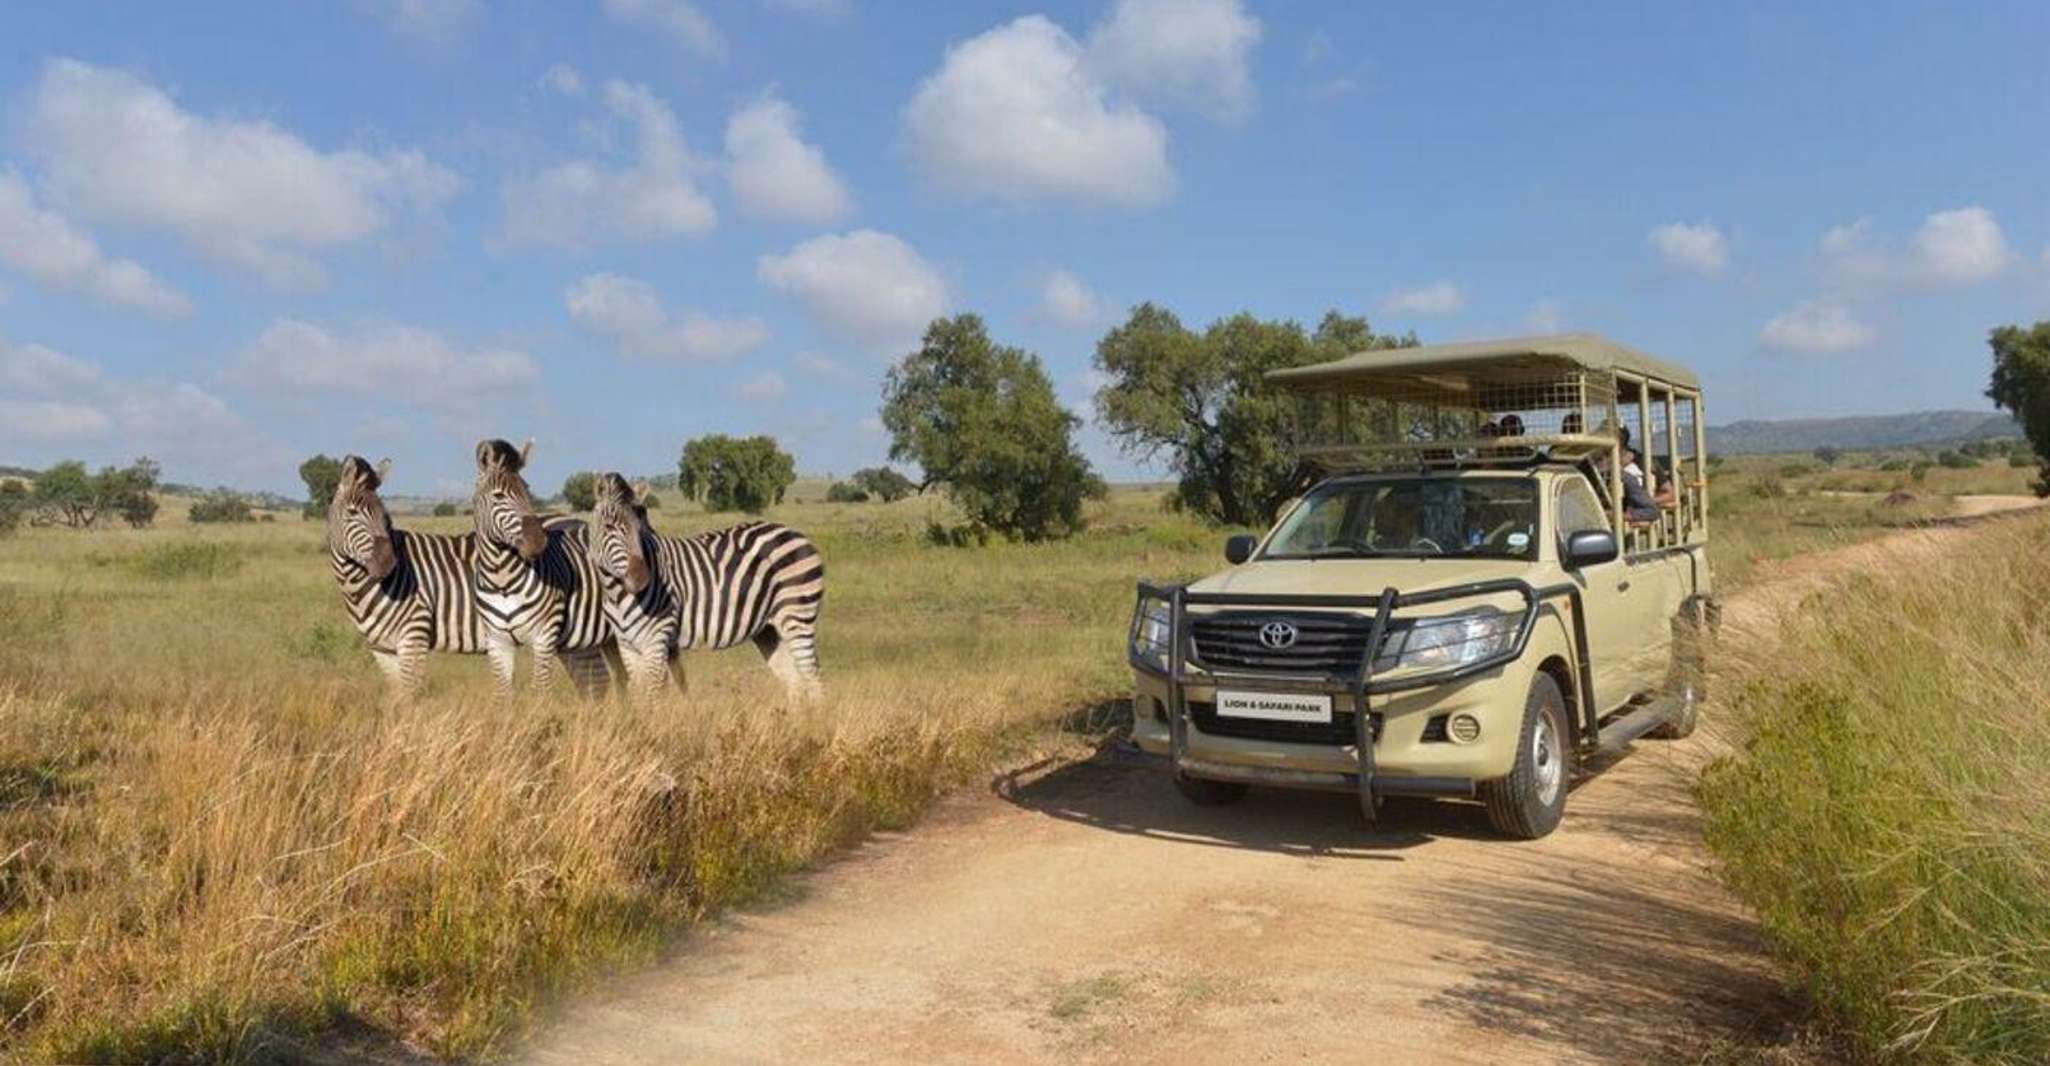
[1131,578,1595,824]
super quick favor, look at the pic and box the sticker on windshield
[1507,531,1530,548]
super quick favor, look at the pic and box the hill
[1708,410,2021,455]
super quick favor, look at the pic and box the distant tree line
[0,458,162,535]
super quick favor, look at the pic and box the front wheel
[1175,772,1249,806]
[1480,673,1573,839]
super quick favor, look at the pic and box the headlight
[1130,596,1173,671]
[1379,608,1523,673]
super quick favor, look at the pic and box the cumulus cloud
[602,0,723,58]
[232,318,541,417]
[1085,0,1262,120]
[1761,299,1875,353]
[22,59,459,291]
[542,62,585,97]
[758,229,947,350]
[362,0,482,41]
[1037,269,1109,328]
[794,350,861,383]
[724,93,853,223]
[738,371,787,402]
[500,80,717,249]
[902,16,1173,207]
[565,273,769,361]
[1379,281,1466,316]
[1647,221,1729,276]
[762,0,848,16]
[0,172,191,317]
[1822,206,2013,289]
[0,333,251,470]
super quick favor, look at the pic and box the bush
[300,455,343,520]
[188,490,255,524]
[678,435,796,514]
[2012,454,2038,469]
[1748,476,1787,500]
[0,480,26,537]
[641,492,660,510]
[127,542,243,581]
[1911,461,1932,482]
[1879,459,1909,472]
[825,482,870,503]
[561,472,596,512]
[1937,450,1980,469]
[850,467,916,503]
[1777,463,1812,478]
[31,458,160,529]
[432,501,458,517]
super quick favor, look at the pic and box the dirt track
[519,502,2044,1066]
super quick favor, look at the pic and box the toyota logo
[1258,621,1299,650]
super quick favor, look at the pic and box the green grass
[1700,512,2050,1063]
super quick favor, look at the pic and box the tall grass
[1700,513,2050,1063]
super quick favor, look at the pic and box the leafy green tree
[432,501,459,517]
[881,314,1105,542]
[1813,445,1841,467]
[0,480,27,537]
[678,434,797,514]
[299,454,343,520]
[851,466,917,503]
[1936,450,1978,469]
[31,460,99,528]
[561,471,597,511]
[1093,305,1415,526]
[1987,322,2050,496]
[188,489,255,523]
[825,481,870,503]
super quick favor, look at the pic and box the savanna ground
[0,454,2040,1062]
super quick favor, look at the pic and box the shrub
[1878,459,1909,472]
[1748,476,1787,499]
[678,435,796,514]
[0,480,26,537]
[825,482,869,503]
[850,467,916,503]
[31,458,160,529]
[432,502,458,517]
[127,542,243,581]
[1936,450,1979,469]
[188,490,255,524]
[2013,454,2037,469]
[641,492,661,510]
[1911,461,1932,482]
[1777,463,1812,478]
[561,472,596,512]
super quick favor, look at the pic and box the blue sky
[1,0,2045,496]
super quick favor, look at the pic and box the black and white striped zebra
[325,454,611,700]
[470,439,619,697]
[587,472,824,704]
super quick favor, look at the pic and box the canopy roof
[1266,332,1700,391]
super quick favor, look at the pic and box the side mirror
[1563,529,1619,570]
[1224,534,1257,565]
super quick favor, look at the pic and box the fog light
[1448,713,1482,744]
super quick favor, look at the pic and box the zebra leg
[620,643,670,710]
[564,648,610,701]
[668,646,689,697]
[371,649,409,703]
[485,629,519,701]
[752,627,819,703]
[601,640,629,706]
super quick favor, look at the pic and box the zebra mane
[475,438,528,473]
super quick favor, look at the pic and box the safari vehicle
[1126,334,1718,839]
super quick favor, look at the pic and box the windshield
[1262,477,1539,560]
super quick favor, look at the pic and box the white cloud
[761,0,848,16]
[0,172,191,317]
[1037,269,1109,328]
[1647,221,1729,276]
[1822,206,2012,289]
[542,62,585,97]
[1085,0,1262,120]
[232,318,541,416]
[1379,281,1466,316]
[758,229,947,350]
[23,59,458,291]
[602,0,723,58]
[0,334,246,461]
[738,371,787,402]
[724,93,853,223]
[500,80,717,249]
[1525,299,1566,334]
[564,273,769,361]
[362,0,482,41]
[1761,299,1875,353]
[902,16,1173,207]
[794,350,861,383]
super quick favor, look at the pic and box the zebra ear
[633,480,652,501]
[519,438,535,469]
[374,458,393,485]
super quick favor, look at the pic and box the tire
[1175,772,1249,806]
[1480,672,1573,839]
[1651,600,1714,739]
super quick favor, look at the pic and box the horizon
[3,2,2045,497]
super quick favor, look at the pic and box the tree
[1987,322,2050,496]
[1093,305,1415,526]
[1813,445,1842,467]
[851,466,917,503]
[31,461,99,528]
[881,315,1106,542]
[188,489,255,523]
[299,454,343,520]
[561,471,597,511]
[678,434,797,514]
[825,481,870,503]
[641,492,661,510]
[0,480,26,537]
[99,458,161,528]
[432,501,459,517]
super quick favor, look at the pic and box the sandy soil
[517,505,2044,1066]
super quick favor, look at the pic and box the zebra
[586,472,825,705]
[470,438,620,698]
[324,454,612,701]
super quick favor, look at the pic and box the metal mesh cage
[1291,369,1620,462]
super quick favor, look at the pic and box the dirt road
[519,505,2043,1066]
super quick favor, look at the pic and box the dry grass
[1700,512,2050,1064]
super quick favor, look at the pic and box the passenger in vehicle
[1596,431,1661,524]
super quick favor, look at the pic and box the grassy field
[0,468,2033,1061]
[1701,510,2050,1064]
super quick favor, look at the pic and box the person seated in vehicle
[1590,427,1661,524]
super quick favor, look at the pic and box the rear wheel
[1175,772,1249,806]
[1480,673,1572,839]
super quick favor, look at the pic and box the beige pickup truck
[1127,335,1717,838]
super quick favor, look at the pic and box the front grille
[1189,699,1382,746]
[1189,611,1384,675]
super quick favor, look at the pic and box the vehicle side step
[1595,697,1681,751]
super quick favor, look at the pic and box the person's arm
[1622,471,1660,521]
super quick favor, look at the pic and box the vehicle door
[1553,474,1633,715]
